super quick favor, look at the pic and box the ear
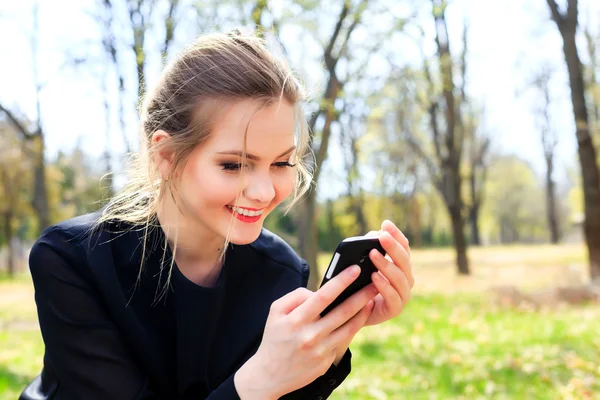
[151,130,174,180]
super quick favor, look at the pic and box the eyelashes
[221,163,242,171]
[221,162,296,172]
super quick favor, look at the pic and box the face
[169,98,297,245]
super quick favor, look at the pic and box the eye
[221,163,242,171]
[272,161,296,169]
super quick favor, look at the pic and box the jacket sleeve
[275,260,353,400]
[279,349,352,400]
[26,229,163,400]
[26,229,248,400]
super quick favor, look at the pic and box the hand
[234,266,378,399]
[364,220,415,327]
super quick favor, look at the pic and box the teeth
[228,206,264,217]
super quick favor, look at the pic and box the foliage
[0,134,107,245]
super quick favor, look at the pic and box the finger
[378,231,415,289]
[372,271,404,317]
[291,265,361,322]
[370,249,409,301]
[272,287,313,316]
[378,265,411,306]
[316,283,378,334]
[381,220,410,255]
[323,298,375,349]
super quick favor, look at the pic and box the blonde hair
[95,30,313,301]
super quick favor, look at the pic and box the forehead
[205,98,296,152]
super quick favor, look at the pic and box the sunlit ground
[1,243,598,399]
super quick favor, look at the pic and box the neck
[156,193,225,285]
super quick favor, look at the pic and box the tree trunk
[295,0,363,289]
[547,0,600,278]
[449,205,469,275]
[434,0,469,275]
[545,156,560,243]
[3,211,15,277]
[468,169,481,245]
[353,193,367,235]
[299,111,336,290]
[33,136,50,232]
[325,199,335,233]
[469,203,481,246]
[298,189,319,290]
[563,30,600,279]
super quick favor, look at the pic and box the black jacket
[20,212,351,400]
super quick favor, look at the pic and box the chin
[223,218,265,245]
[220,206,272,245]
[227,229,263,245]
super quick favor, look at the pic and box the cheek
[182,163,240,207]
[272,170,295,203]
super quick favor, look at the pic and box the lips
[226,205,265,223]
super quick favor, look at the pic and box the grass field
[1,243,599,399]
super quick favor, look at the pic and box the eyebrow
[216,145,296,161]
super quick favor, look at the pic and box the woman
[20,31,414,400]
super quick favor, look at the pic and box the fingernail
[367,299,375,309]
[347,265,360,277]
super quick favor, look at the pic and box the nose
[244,171,275,204]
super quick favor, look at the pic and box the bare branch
[567,0,578,25]
[163,0,180,63]
[101,0,131,154]
[324,1,351,71]
[459,21,468,105]
[421,59,443,163]
[546,0,564,28]
[0,104,35,141]
[404,133,442,193]
[338,0,367,61]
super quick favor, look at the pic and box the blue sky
[1,0,598,199]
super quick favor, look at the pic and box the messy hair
[95,31,313,300]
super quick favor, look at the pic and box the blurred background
[1,0,600,398]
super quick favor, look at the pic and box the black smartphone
[319,235,386,317]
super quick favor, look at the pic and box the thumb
[273,287,313,316]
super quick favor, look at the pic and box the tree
[404,0,470,274]
[0,4,50,234]
[546,0,600,279]
[97,0,180,188]
[0,124,31,276]
[583,23,600,151]
[127,0,154,103]
[163,0,180,63]
[532,66,561,243]
[296,0,368,290]
[464,112,490,247]
[458,23,490,247]
[339,100,368,236]
[100,0,132,154]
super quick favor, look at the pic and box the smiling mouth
[226,205,265,223]
[226,205,265,217]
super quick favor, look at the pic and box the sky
[0,0,599,200]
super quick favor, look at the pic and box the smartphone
[319,235,386,317]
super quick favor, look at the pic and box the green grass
[1,244,599,399]
[331,294,600,399]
